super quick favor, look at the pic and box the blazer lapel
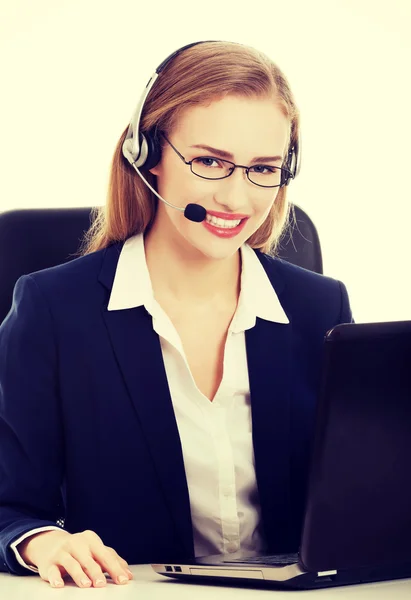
[98,244,194,558]
[246,252,294,552]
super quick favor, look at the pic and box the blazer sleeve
[0,275,66,575]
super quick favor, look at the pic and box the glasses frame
[160,133,293,189]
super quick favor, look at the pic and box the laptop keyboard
[223,552,299,566]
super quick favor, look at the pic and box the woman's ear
[149,164,161,176]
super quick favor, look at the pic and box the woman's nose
[215,168,250,210]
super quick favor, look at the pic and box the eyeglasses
[160,133,293,188]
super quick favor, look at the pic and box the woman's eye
[250,165,277,174]
[195,157,223,168]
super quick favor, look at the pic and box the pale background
[1,0,410,322]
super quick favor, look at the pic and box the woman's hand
[18,529,134,588]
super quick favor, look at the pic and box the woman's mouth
[202,214,249,238]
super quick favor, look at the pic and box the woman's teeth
[206,215,242,228]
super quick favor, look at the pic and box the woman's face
[149,94,290,261]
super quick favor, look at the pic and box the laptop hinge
[317,570,337,577]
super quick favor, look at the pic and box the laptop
[152,320,411,589]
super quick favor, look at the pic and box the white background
[1,0,410,322]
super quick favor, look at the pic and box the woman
[0,41,353,588]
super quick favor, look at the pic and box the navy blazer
[0,242,353,575]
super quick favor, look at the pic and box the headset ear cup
[283,135,301,186]
[122,132,149,168]
[282,145,294,187]
[132,134,149,168]
[294,135,301,178]
[142,129,162,171]
[288,151,296,183]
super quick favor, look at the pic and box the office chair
[0,205,322,326]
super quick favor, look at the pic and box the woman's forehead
[172,95,290,156]
[176,95,287,126]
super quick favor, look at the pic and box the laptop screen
[300,321,411,573]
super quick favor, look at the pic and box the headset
[122,41,301,223]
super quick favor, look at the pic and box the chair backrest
[0,205,322,326]
[277,204,323,274]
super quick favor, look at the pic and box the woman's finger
[105,547,133,578]
[90,545,130,584]
[67,545,108,587]
[45,564,65,588]
[57,553,93,588]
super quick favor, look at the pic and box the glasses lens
[191,157,233,179]
[247,165,285,187]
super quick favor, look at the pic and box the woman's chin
[182,232,245,261]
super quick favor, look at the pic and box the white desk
[1,565,411,599]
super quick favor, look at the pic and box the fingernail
[81,578,91,586]
[53,580,63,587]
[118,575,128,583]
[95,578,106,586]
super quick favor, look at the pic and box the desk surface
[1,565,411,599]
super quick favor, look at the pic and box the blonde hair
[80,41,300,256]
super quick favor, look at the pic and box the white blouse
[11,233,289,571]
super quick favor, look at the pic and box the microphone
[131,163,207,223]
